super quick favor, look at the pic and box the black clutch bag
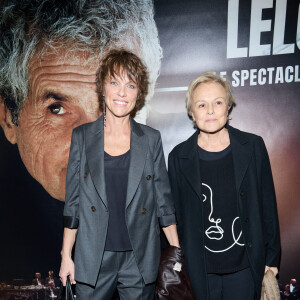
[155,246,195,300]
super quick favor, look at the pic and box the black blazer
[168,125,281,300]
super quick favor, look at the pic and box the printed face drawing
[203,183,224,240]
[202,183,245,253]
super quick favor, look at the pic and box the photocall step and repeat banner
[0,0,299,292]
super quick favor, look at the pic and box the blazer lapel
[179,130,202,200]
[85,115,108,208]
[126,118,148,208]
[228,125,253,192]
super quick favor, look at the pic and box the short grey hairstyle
[0,0,162,125]
[185,72,235,115]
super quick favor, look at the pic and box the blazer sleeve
[153,132,176,227]
[168,150,183,241]
[256,137,281,267]
[63,128,81,229]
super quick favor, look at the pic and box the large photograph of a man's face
[1,0,299,286]
[0,0,162,201]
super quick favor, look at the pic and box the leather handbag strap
[65,276,75,300]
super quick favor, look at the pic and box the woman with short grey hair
[168,72,280,300]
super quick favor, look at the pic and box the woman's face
[190,81,229,133]
[103,72,138,119]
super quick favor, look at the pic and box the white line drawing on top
[203,183,224,240]
[202,183,245,253]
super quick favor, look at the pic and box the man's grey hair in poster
[0,0,161,124]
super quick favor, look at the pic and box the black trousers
[207,268,255,300]
[76,251,155,300]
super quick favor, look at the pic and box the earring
[103,99,106,127]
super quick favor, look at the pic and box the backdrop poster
[150,0,300,285]
[0,0,299,291]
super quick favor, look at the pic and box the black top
[104,150,132,251]
[198,145,249,274]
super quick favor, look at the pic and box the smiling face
[0,48,101,201]
[190,81,229,134]
[103,73,138,120]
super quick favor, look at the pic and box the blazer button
[240,191,245,196]
[141,208,147,214]
[245,218,249,223]
[146,175,152,180]
[83,172,87,178]
[247,242,252,248]
[91,206,96,212]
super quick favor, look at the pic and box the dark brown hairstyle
[96,49,149,117]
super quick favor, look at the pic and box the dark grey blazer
[64,115,175,286]
[168,125,281,300]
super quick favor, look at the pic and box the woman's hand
[59,228,77,286]
[264,265,278,276]
[59,255,76,286]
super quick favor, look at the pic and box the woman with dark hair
[168,72,280,300]
[59,50,179,299]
